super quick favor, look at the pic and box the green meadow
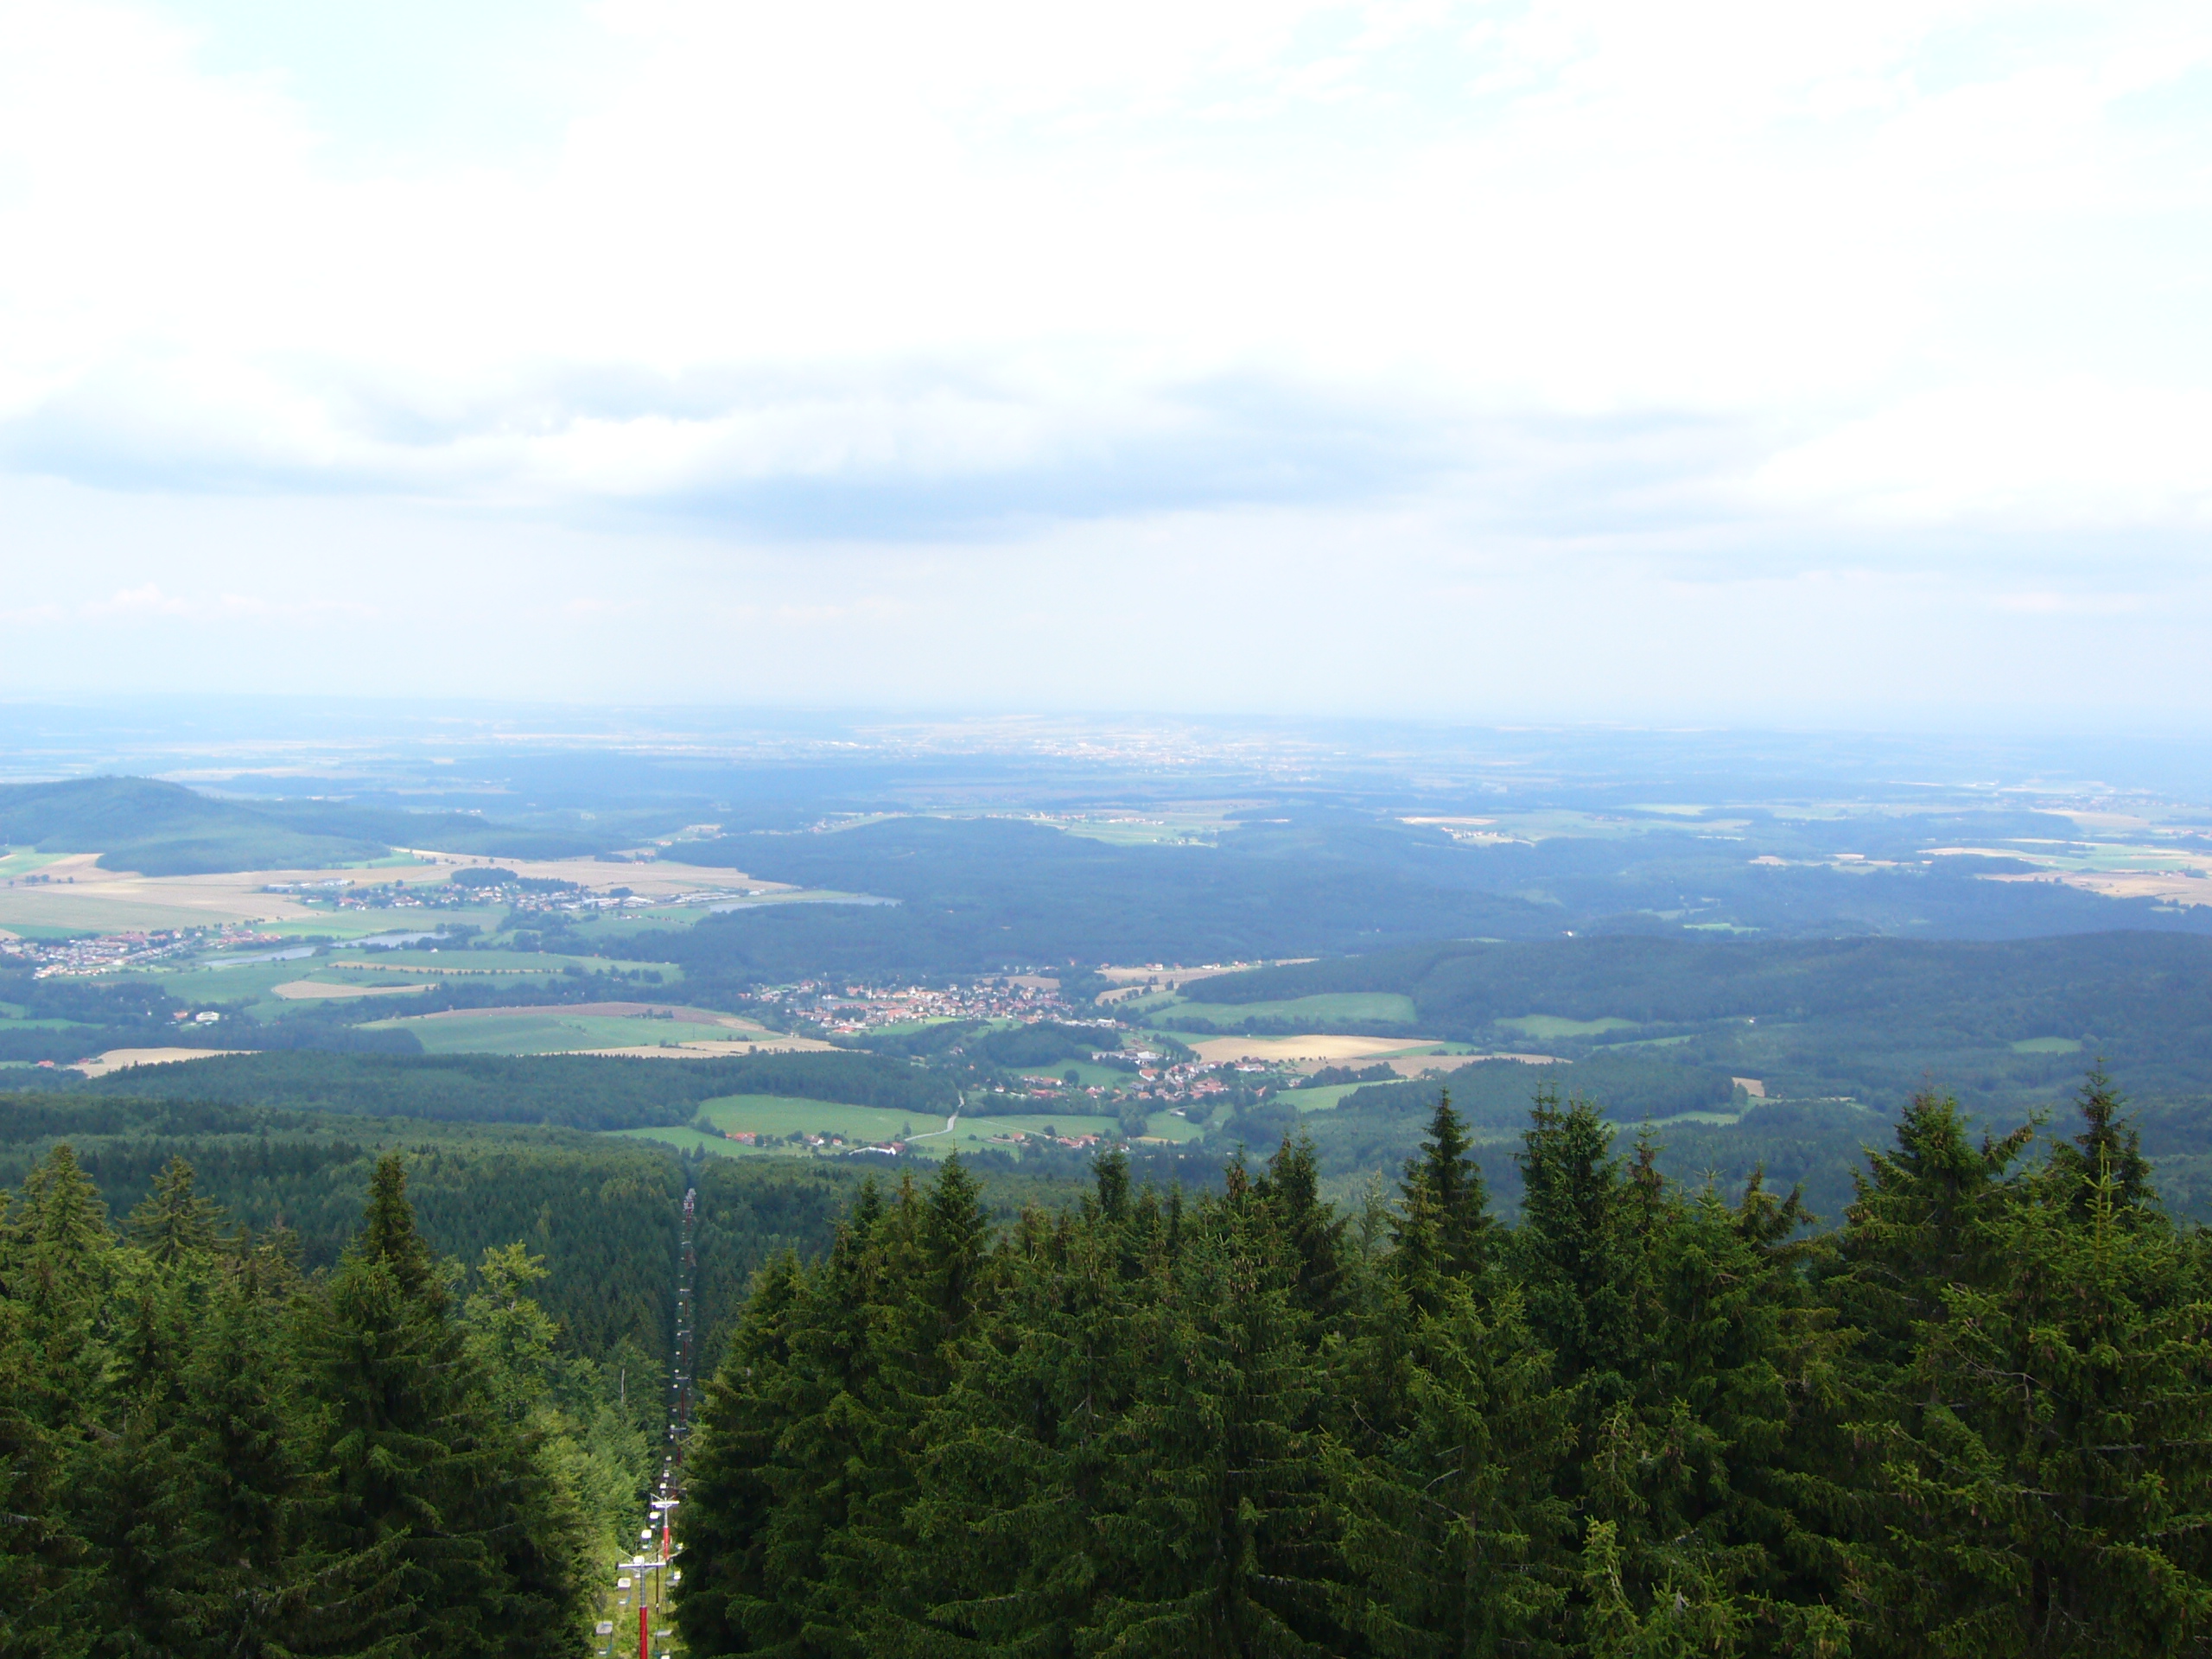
[260,907,513,939]
[1285,1082,1368,1113]
[1012,1060,1135,1089]
[0,849,73,879]
[605,1095,1198,1160]
[1497,1014,1640,1039]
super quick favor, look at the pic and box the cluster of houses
[7,922,277,979]
[765,975,1083,1033]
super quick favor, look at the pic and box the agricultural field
[1497,1014,1639,1039]
[0,883,242,936]
[362,1003,788,1058]
[116,949,680,1014]
[259,907,513,940]
[318,947,679,976]
[1284,1082,1367,1113]
[1169,1033,1471,1067]
[1045,806,1240,847]
[71,1046,245,1078]
[1158,992,1419,1027]
[0,849,73,880]
[0,853,443,931]
[0,1003,88,1031]
[269,982,429,1002]
[607,1095,1198,1160]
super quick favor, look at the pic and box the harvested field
[1185,1033,1445,1066]
[411,1001,766,1027]
[573,1038,839,1059]
[410,848,792,899]
[0,845,792,934]
[1097,960,1308,986]
[270,981,431,1000]
[1383,1051,1564,1076]
[364,1004,823,1058]
[73,1046,246,1077]
[1989,869,2212,906]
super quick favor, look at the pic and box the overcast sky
[1,0,2207,726]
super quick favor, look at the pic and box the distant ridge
[0,776,611,875]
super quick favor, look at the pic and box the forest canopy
[676,1069,2212,1657]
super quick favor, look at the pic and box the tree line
[1,1148,655,1656]
[21,1046,951,1130]
[676,1071,2212,1656]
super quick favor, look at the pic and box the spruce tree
[1,1145,115,1656]
[1087,1173,1345,1656]
[1326,1271,1574,1656]
[1393,1091,1493,1295]
[2045,1065,2153,1223]
[1255,1134,1350,1323]
[127,1155,222,1268]
[299,1154,588,1658]
[900,1172,1149,1653]
[674,1176,899,1654]
[671,1251,808,1656]
[1840,1081,2212,1656]
[1514,1091,1636,1395]
[175,1271,334,1659]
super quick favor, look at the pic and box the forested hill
[676,1083,2212,1656]
[1186,929,2212,1033]
[1179,931,2212,1099]
[0,775,610,873]
[648,810,2212,983]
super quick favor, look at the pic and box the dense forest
[676,1071,2212,1657]
[0,1095,871,1365]
[1184,933,2212,1054]
[14,1048,953,1130]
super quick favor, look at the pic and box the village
[758,976,1082,1031]
[2,921,280,978]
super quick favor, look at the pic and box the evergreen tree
[902,1179,1150,1654]
[1839,1088,2212,1656]
[1326,1271,1574,1656]
[1392,1091,1493,1299]
[127,1155,222,1268]
[1085,1173,1346,1656]
[1514,1090,1636,1395]
[0,1145,114,1656]
[174,1270,334,1659]
[2045,1065,2153,1223]
[671,1250,810,1656]
[298,1154,588,1657]
[1255,1134,1350,1324]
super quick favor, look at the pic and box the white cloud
[1751,383,2212,531]
[1,0,2210,718]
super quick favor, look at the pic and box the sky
[0,0,2208,726]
